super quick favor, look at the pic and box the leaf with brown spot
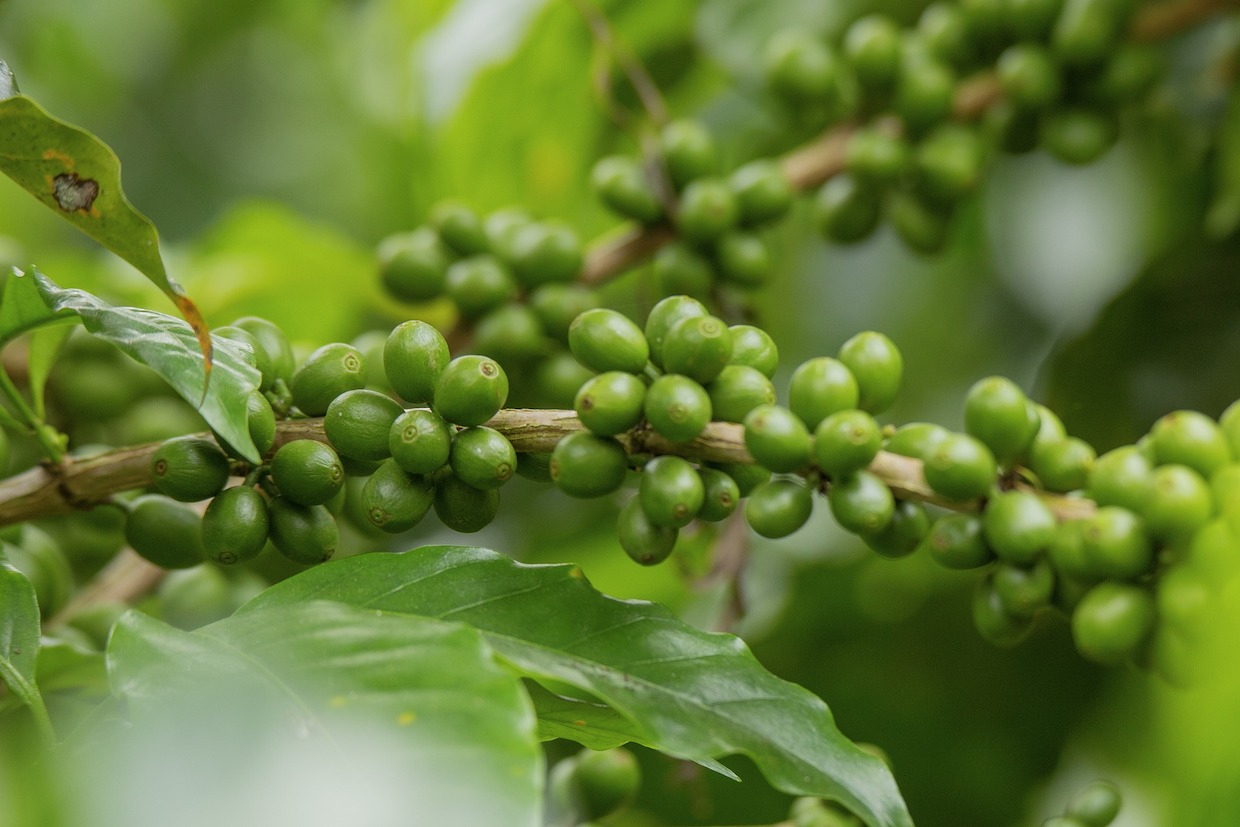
[0,93,213,380]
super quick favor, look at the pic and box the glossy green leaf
[0,93,212,370]
[0,268,75,418]
[243,546,913,827]
[36,634,108,695]
[107,603,542,826]
[35,271,261,461]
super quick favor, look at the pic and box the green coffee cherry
[837,331,902,415]
[617,496,678,566]
[529,284,602,344]
[1052,0,1125,66]
[973,579,1034,647]
[450,427,516,490]
[271,439,345,506]
[964,376,1038,464]
[215,325,271,386]
[157,566,235,630]
[384,320,451,405]
[1150,410,1232,477]
[915,124,986,204]
[676,178,739,244]
[571,747,641,821]
[918,3,974,68]
[842,15,902,91]
[922,512,994,569]
[662,315,733,384]
[894,50,956,136]
[550,432,629,498]
[715,232,772,288]
[729,160,793,226]
[389,409,453,475]
[434,355,509,427]
[1030,437,1095,493]
[1084,44,1163,105]
[652,244,714,300]
[744,404,812,473]
[697,468,741,522]
[1157,564,1212,639]
[982,490,1056,565]
[645,375,712,443]
[1087,446,1152,511]
[377,227,449,303]
[472,304,547,366]
[1142,464,1213,542]
[291,343,367,416]
[992,559,1055,617]
[645,295,708,370]
[201,486,269,566]
[445,255,518,320]
[660,119,719,190]
[569,309,649,375]
[324,388,403,462]
[507,219,583,287]
[746,478,814,539]
[151,436,231,503]
[1081,506,1153,580]
[592,155,663,224]
[829,470,895,535]
[789,357,860,432]
[708,365,776,423]
[846,127,911,185]
[863,500,931,559]
[712,462,773,498]
[516,452,555,483]
[923,433,998,501]
[764,32,847,108]
[814,409,881,477]
[1007,0,1065,40]
[986,101,1042,154]
[887,189,952,254]
[268,497,338,564]
[484,207,534,260]
[728,325,779,377]
[1072,581,1155,665]
[125,495,206,569]
[639,456,705,528]
[815,174,882,243]
[1041,108,1119,165]
[575,371,646,436]
[430,200,489,256]
[361,459,434,533]
[433,474,500,533]
[997,44,1062,110]
[233,316,296,388]
[1065,780,1122,826]
[884,422,951,460]
[535,350,597,409]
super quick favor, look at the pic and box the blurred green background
[2,0,1239,825]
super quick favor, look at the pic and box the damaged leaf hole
[52,172,99,213]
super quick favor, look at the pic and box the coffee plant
[0,0,1237,823]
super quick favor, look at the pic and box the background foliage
[1,0,1238,825]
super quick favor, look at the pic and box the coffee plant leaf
[1207,85,1240,239]
[107,602,542,826]
[0,268,76,418]
[0,562,44,717]
[0,91,212,373]
[35,271,262,462]
[243,546,914,827]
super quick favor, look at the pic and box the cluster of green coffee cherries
[762,0,1161,252]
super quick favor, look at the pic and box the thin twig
[569,0,670,127]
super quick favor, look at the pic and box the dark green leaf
[108,603,542,826]
[35,271,261,461]
[0,94,212,370]
[1208,86,1240,239]
[243,546,913,827]
[0,562,46,715]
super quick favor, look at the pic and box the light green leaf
[27,322,75,419]
[35,271,261,461]
[107,603,542,826]
[36,635,108,695]
[0,93,212,370]
[0,561,53,742]
[243,546,913,827]
[0,267,65,344]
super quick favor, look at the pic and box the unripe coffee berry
[434,355,509,427]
